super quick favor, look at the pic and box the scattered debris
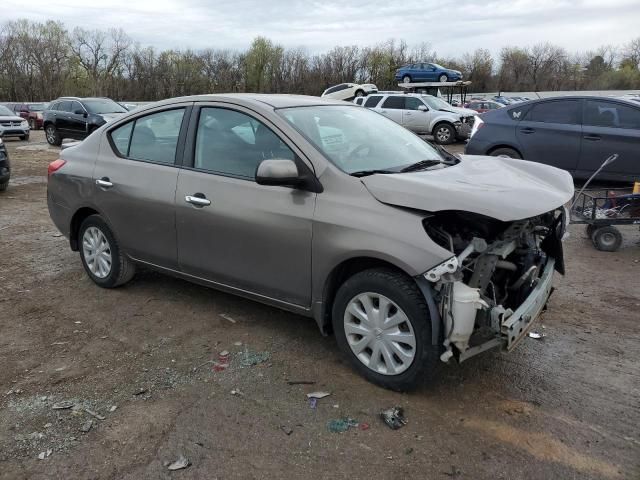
[37,449,52,460]
[52,401,74,410]
[333,404,339,409]
[192,360,214,372]
[528,331,546,340]
[54,367,67,372]
[233,341,243,346]
[230,389,243,396]
[167,455,190,471]
[405,447,414,455]
[443,465,462,477]
[212,362,228,372]
[359,422,370,431]
[109,405,118,413]
[84,408,106,420]
[309,398,318,409]
[287,380,315,385]
[133,387,148,396]
[79,420,93,433]
[380,407,407,430]
[281,425,293,435]
[306,391,331,399]
[50,342,69,346]
[327,418,359,433]
[74,321,82,324]
[218,350,230,363]
[219,313,236,324]
[44,423,53,429]
[240,350,270,367]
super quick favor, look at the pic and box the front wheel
[78,215,136,288]
[438,74,448,83]
[45,125,62,146]
[332,268,438,391]
[432,123,456,144]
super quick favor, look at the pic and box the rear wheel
[438,74,448,82]
[29,119,36,130]
[332,268,438,391]
[0,181,8,192]
[78,215,135,288]
[432,122,455,144]
[402,75,411,84]
[45,124,62,146]
[591,226,622,252]
[490,147,521,159]
[355,89,365,97]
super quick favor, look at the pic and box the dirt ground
[1,131,639,480]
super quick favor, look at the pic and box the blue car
[395,63,463,84]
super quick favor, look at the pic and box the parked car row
[1,102,48,129]
[0,105,30,141]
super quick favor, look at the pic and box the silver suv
[47,94,573,390]
[362,92,475,144]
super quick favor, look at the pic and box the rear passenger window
[524,100,580,124]
[364,95,382,108]
[584,100,640,129]
[194,107,294,179]
[381,96,405,109]
[109,108,185,164]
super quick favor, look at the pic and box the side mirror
[74,109,86,116]
[256,159,300,187]
[418,105,428,112]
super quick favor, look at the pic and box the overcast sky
[8,0,640,56]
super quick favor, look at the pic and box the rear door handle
[185,193,211,207]
[583,134,601,141]
[520,127,535,134]
[96,177,113,188]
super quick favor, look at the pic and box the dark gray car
[465,96,640,182]
[47,94,573,390]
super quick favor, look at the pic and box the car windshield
[28,103,47,111]
[83,99,127,114]
[277,105,447,174]
[422,96,452,110]
[0,105,15,116]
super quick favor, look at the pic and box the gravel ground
[0,132,639,479]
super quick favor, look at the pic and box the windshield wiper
[350,169,398,177]
[399,159,445,172]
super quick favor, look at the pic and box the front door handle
[96,177,113,188]
[520,127,535,134]
[583,134,601,141]
[405,112,412,116]
[185,193,211,207]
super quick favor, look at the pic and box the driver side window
[194,107,294,179]
[405,98,425,110]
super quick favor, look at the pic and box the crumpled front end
[422,207,568,362]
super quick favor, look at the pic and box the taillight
[469,116,484,139]
[48,159,66,176]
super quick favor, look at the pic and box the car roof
[137,93,348,111]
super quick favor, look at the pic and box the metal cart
[570,187,640,251]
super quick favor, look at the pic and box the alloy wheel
[82,226,112,279]
[46,126,56,144]
[436,127,451,142]
[343,292,416,375]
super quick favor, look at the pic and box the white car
[420,95,478,117]
[362,92,475,144]
[321,83,378,101]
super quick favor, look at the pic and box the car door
[54,101,74,134]
[579,99,640,180]
[377,96,405,126]
[92,105,191,268]
[402,96,430,132]
[68,101,89,137]
[424,64,438,81]
[515,99,582,172]
[175,104,315,307]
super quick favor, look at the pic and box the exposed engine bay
[423,208,568,362]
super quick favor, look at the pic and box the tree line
[1,19,639,102]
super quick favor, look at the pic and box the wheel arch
[316,256,441,346]
[69,207,101,251]
[487,144,523,158]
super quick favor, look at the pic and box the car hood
[361,155,574,221]
[0,115,25,122]
[439,106,477,117]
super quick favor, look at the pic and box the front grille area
[0,121,21,127]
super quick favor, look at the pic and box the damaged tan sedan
[47,94,574,390]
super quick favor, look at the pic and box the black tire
[438,74,448,83]
[45,124,62,146]
[29,119,36,130]
[20,134,29,141]
[332,268,439,391]
[585,224,596,238]
[432,122,456,145]
[355,89,365,97]
[591,226,622,252]
[402,75,412,84]
[78,215,136,288]
[0,180,8,192]
[490,147,522,159]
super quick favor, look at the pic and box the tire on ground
[591,226,622,252]
[489,147,521,159]
[78,214,136,288]
[432,122,456,145]
[332,268,439,391]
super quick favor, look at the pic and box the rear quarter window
[507,104,533,121]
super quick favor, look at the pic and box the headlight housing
[21,120,29,128]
